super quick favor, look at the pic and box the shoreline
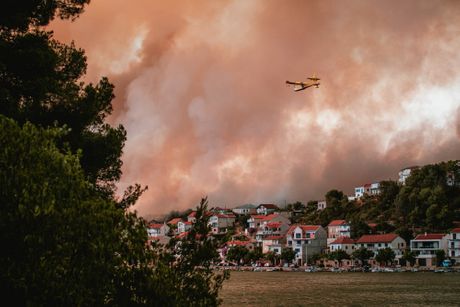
[214,265,460,273]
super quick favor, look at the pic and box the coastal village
[147,164,460,271]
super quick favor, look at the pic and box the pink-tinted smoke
[51,0,460,217]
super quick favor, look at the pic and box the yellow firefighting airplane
[286,74,320,92]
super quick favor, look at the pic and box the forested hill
[295,160,460,242]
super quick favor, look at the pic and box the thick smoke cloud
[51,0,460,218]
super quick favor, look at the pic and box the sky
[51,0,460,218]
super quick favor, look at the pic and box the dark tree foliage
[226,246,249,265]
[375,248,395,266]
[0,1,229,305]
[327,250,350,262]
[297,161,459,240]
[401,250,416,267]
[0,117,153,306]
[281,248,296,264]
[0,0,126,197]
[0,0,89,31]
[152,198,229,306]
[352,247,374,266]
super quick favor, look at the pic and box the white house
[317,200,327,211]
[147,223,170,238]
[209,213,236,234]
[286,225,327,266]
[354,186,365,198]
[398,166,419,185]
[447,228,460,262]
[356,234,406,261]
[327,220,351,245]
[410,233,448,267]
[329,237,356,255]
[232,204,257,215]
[370,182,381,195]
[177,220,192,234]
[262,235,285,254]
[256,204,280,215]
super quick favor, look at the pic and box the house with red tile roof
[410,233,448,267]
[256,221,290,247]
[286,225,327,266]
[448,228,460,261]
[247,213,290,245]
[167,217,183,226]
[327,220,351,245]
[329,237,356,255]
[356,233,406,262]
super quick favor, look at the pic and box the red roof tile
[148,223,164,229]
[266,222,282,228]
[356,234,399,244]
[250,215,268,220]
[451,228,460,233]
[328,220,347,226]
[167,217,182,225]
[414,234,445,240]
[216,213,236,219]
[188,211,196,218]
[330,237,355,244]
[287,225,320,235]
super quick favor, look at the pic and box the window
[288,240,292,246]
[306,233,311,238]
[454,234,457,240]
[295,233,301,239]
[295,248,300,254]
[296,240,301,245]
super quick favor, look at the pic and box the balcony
[411,242,439,250]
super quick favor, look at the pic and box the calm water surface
[220,271,460,306]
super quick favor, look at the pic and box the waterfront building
[410,233,448,267]
[356,233,406,262]
[327,220,351,245]
[262,235,285,254]
[447,228,460,262]
[329,237,356,255]
[286,225,327,266]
